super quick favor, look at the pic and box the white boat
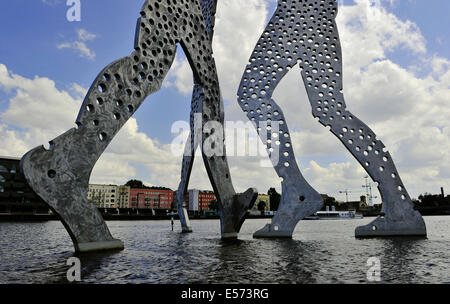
[305,210,364,220]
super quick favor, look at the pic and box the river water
[0,216,449,284]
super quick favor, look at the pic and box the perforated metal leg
[238,2,325,238]
[170,1,257,237]
[174,85,203,233]
[179,18,258,237]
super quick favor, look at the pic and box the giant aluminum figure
[174,0,257,235]
[21,0,257,252]
[237,0,426,238]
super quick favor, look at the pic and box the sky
[0,0,449,204]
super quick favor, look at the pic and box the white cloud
[0,64,211,190]
[431,56,450,76]
[41,0,61,6]
[1,0,449,202]
[0,64,79,135]
[77,29,97,42]
[166,0,270,102]
[57,29,97,60]
[164,55,193,94]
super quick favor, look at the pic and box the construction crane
[338,187,366,203]
[338,189,352,203]
[362,175,378,206]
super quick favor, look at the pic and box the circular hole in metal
[47,170,56,179]
[98,83,106,93]
[99,132,107,142]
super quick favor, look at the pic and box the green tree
[416,193,450,207]
[125,179,149,189]
[321,195,338,211]
[324,196,336,206]
[125,180,172,190]
[268,188,281,211]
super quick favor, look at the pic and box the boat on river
[305,210,364,220]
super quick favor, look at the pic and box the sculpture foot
[220,188,258,238]
[253,224,293,238]
[177,206,193,233]
[181,227,193,233]
[355,211,426,238]
[253,182,323,238]
[75,239,125,253]
[20,137,123,252]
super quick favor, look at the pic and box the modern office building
[129,188,173,209]
[0,156,48,214]
[87,184,118,208]
[187,189,216,212]
[117,185,131,208]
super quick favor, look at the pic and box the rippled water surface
[0,217,449,284]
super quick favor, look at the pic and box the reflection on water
[0,217,449,284]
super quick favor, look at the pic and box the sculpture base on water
[355,213,427,238]
[74,239,125,253]
[21,144,126,254]
[219,188,258,239]
[253,224,293,238]
[252,185,323,239]
[180,208,193,233]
